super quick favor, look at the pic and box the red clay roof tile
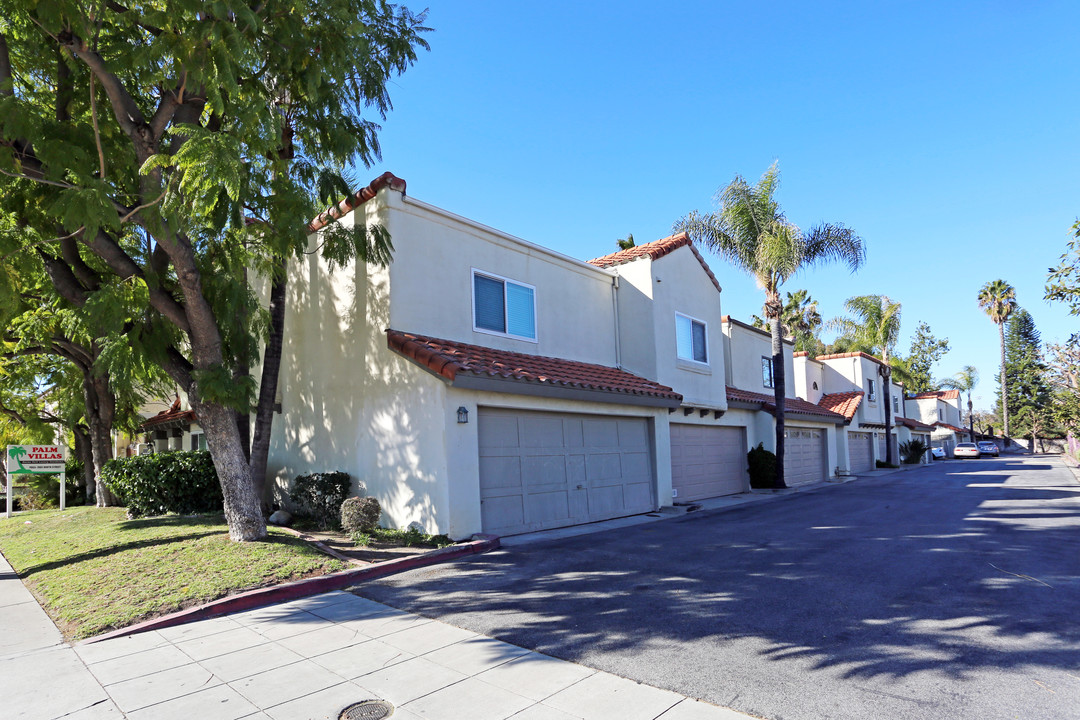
[308,172,406,232]
[587,233,722,293]
[387,331,682,404]
[897,416,936,431]
[726,387,847,422]
[817,391,864,421]
[935,421,967,433]
[909,389,960,400]
[814,351,887,368]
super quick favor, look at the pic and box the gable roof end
[587,233,722,293]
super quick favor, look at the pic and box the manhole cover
[339,700,395,720]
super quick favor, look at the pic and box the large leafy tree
[977,280,1017,438]
[676,163,865,487]
[1045,220,1080,314]
[829,295,902,465]
[1046,335,1080,438]
[0,1,429,540]
[938,365,978,440]
[751,289,824,355]
[904,322,950,394]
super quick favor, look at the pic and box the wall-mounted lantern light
[457,406,469,424]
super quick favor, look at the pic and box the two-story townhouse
[795,351,904,473]
[906,390,968,452]
[719,318,847,486]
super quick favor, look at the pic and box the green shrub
[747,443,777,489]
[341,496,381,534]
[899,439,928,464]
[102,451,222,518]
[875,459,899,469]
[26,465,86,508]
[290,471,351,529]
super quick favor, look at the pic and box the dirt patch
[279,527,436,565]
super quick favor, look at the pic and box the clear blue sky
[364,1,1079,413]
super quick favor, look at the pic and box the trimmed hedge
[102,451,222,518]
[747,443,777,489]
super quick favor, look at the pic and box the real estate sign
[5,445,67,518]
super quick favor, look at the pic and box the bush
[875,459,899,469]
[747,443,777,489]
[26,465,86,508]
[899,439,928,464]
[102,451,222,518]
[290,472,351,529]
[341,496,381,534]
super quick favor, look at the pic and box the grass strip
[0,507,345,640]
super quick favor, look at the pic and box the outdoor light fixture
[457,406,469,424]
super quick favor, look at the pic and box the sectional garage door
[848,431,874,473]
[670,425,748,501]
[878,434,898,464]
[784,428,827,486]
[478,408,655,536]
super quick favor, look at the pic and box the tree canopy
[0,1,430,539]
[904,322,950,394]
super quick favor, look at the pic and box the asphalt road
[355,456,1080,720]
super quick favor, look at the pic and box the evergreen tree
[1001,309,1051,443]
[905,322,950,394]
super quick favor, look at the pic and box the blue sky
[364,1,1079,412]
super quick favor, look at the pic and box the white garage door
[478,408,654,536]
[670,425,748,501]
[785,428,826,486]
[848,431,874,473]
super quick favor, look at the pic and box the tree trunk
[999,321,1010,438]
[249,261,287,508]
[72,424,95,505]
[967,394,974,441]
[83,371,116,507]
[768,293,786,489]
[882,359,894,466]
[192,398,267,541]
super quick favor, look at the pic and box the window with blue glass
[675,313,708,364]
[472,270,537,341]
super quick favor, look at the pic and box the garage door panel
[785,428,826,486]
[670,425,748,501]
[848,432,873,473]
[478,408,655,536]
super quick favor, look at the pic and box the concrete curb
[81,534,500,645]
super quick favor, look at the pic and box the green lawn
[0,507,346,640]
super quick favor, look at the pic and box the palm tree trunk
[999,322,1009,439]
[967,394,974,441]
[770,313,787,489]
[882,362,894,465]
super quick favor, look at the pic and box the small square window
[762,357,774,388]
[675,313,708,364]
[473,271,536,341]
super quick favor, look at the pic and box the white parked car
[953,442,980,459]
[931,447,946,460]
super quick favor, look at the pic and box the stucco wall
[613,259,658,382]
[794,356,824,404]
[723,320,796,399]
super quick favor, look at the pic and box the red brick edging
[81,534,500,644]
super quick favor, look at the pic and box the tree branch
[37,249,90,307]
[0,33,12,97]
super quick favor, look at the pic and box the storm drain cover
[339,700,395,719]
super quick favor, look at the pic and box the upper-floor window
[867,379,877,402]
[473,270,536,341]
[675,313,708,364]
[937,408,943,421]
[761,357,774,388]
[892,396,899,414]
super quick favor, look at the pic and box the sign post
[5,445,67,518]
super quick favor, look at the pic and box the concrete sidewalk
[1,550,752,720]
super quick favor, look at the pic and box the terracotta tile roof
[815,351,887,368]
[897,416,935,431]
[141,397,196,429]
[934,422,967,434]
[587,233,722,293]
[309,172,406,232]
[909,389,960,400]
[725,387,847,422]
[817,391,864,421]
[387,330,682,404]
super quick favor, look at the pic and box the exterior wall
[723,320,796,400]
[612,259,658,382]
[794,356,824,404]
[387,195,619,367]
[639,250,728,409]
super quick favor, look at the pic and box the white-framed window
[761,357,774,388]
[675,312,708,364]
[190,432,207,451]
[472,270,537,341]
[867,379,877,401]
[893,396,899,414]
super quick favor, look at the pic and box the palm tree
[939,366,979,441]
[751,289,824,354]
[829,295,902,465]
[977,280,1017,438]
[8,446,29,473]
[676,163,865,487]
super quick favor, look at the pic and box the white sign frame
[6,445,67,518]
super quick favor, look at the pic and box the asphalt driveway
[354,456,1080,720]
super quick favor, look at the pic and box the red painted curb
[81,534,500,645]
